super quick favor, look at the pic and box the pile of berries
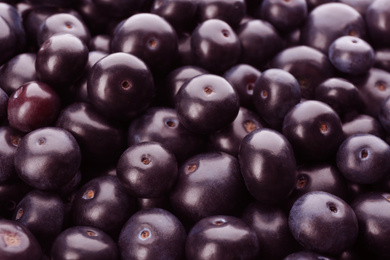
[0,0,390,259]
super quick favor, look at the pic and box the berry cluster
[0,0,390,259]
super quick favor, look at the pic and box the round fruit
[14,127,81,190]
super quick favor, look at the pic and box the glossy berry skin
[241,202,299,260]
[14,127,81,190]
[0,3,26,54]
[314,78,362,118]
[111,13,178,72]
[328,36,375,75]
[0,16,17,66]
[253,68,301,130]
[51,226,118,260]
[56,102,126,166]
[37,13,91,46]
[88,34,110,52]
[176,33,194,66]
[0,126,24,182]
[208,107,264,156]
[117,141,178,198]
[343,114,385,140]
[85,51,109,72]
[270,45,334,99]
[237,19,282,69]
[239,128,297,204]
[12,190,64,247]
[223,63,261,109]
[22,6,70,48]
[71,175,137,238]
[300,3,366,54]
[288,191,358,256]
[0,53,37,96]
[379,95,390,135]
[36,33,89,89]
[83,50,108,74]
[7,81,61,133]
[337,0,372,17]
[68,50,108,104]
[336,134,390,184]
[0,219,42,260]
[15,2,31,11]
[170,152,246,224]
[260,0,308,33]
[282,100,344,162]
[88,53,154,122]
[118,208,186,260]
[197,0,246,28]
[185,215,259,260]
[352,68,390,117]
[151,0,198,32]
[287,163,349,209]
[162,65,208,106]
[127,107,205,163]
[366,0,390,48]
[375,48,390,72]
[191,19,241,73]
[351,192,390,257]
[175,74,239,134]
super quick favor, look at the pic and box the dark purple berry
[14,127,81,190]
